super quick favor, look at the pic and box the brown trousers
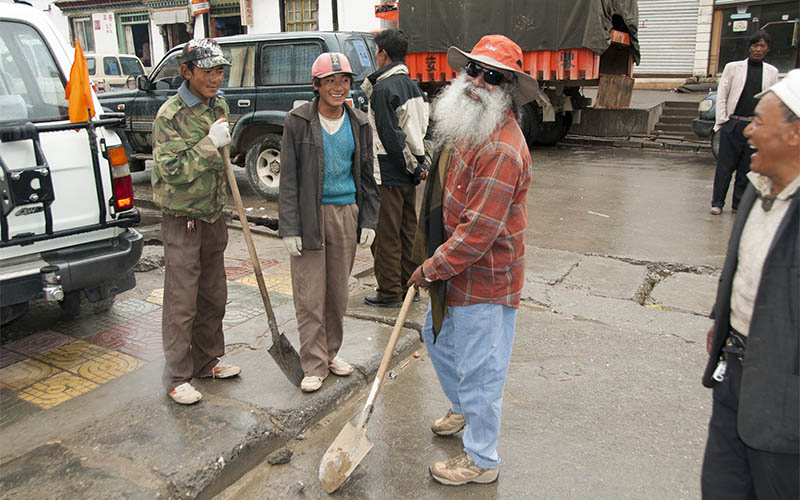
[291,204,358,377]
[160,214,228,391]
[372,184,417,301]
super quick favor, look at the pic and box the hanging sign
[190,0,210,16]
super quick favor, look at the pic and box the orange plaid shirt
[422,111,531,307]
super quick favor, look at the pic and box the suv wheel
[245,133,282,199]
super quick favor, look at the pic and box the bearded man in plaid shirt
[408,35,537,486]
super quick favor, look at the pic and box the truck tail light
[108,145,134,212]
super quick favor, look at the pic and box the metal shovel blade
[319,421,373,493]
[268,334,305,387]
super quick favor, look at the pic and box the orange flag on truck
[65,39,95,123]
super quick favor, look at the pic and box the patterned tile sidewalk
[0,256,294,426]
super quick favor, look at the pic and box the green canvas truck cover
[399,0,640,64]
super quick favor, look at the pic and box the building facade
[635,0,798,78]
[48,0,381,68]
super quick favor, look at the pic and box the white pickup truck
[0,4,142,324]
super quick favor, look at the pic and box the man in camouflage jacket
[152,39,241,405]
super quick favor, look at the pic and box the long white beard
[430,73,513,152]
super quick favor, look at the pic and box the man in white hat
[701,68,800,499]
[408,34,538,486]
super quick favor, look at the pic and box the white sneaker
[328,357,353,376]
[301,375,325,392]
[199,361,241,379]
[169,382,202,404]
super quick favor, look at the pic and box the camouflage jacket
[151,90,229,222]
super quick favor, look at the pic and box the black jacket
[362,62,428,186]
[702,183,800,454]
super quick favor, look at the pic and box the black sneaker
[364,294,402,308]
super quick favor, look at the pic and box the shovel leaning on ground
[318,286,417,493]
[219,143,304,387]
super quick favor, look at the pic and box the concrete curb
[562,134,712,154]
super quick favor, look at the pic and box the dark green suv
[98,31,377,198]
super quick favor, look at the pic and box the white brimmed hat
[756,68,800,118]
[447,34,539,104]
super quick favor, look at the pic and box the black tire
[518,103,540,147]
[59,291,116,319]
[711,129,720,160]
[245,133,282,199]
[532,111,572,146]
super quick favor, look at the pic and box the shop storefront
[712,0,799,74]
[209,0,247,37]
[635,0,700,76]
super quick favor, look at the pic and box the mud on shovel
[219,143,304,387]
[319,286,417,493]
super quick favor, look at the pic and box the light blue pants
[422,302,517,469]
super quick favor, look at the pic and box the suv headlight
[698,100,713,113]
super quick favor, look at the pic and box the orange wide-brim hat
[447,34,539,105]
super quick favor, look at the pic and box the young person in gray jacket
[278,52,379,393]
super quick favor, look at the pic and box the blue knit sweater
[321,112,357,205]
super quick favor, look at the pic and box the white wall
[246,0,382,34]
[149,20,166,67]
[91,12,118,53]
[336,0,382,32]
[693,0,714,76]
[250,0,281,33]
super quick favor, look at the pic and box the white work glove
[358,228,375,248]
[283,236,302,257]
[207,118,231,148]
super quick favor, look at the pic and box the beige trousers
[290,204,358,377]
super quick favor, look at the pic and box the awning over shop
[152,7,189,24]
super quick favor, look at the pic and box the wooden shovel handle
[355,285,417,429]
[220,145,281,343]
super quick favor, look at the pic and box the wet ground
[0,144,737,498]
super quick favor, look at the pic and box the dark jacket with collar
[702,182,800,454]
[362,61,428,186]
[278,98,379,250]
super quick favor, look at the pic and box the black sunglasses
[464,61,508,86]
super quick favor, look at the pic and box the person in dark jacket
[278,52,380,393]
[362,29,429,308]
[701,69,800,499]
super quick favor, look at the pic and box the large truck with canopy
[377,0,641,145]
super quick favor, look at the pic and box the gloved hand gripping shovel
[318,286,417,493]
[218,140,304,387]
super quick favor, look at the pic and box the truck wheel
[245,133,282,199]
[518,103,541,147]
[533,112,572,146]
[711,130,720,160]
[59,291,116,319]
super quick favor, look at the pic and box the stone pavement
[0,225,721,499]
[0,225,429,500]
